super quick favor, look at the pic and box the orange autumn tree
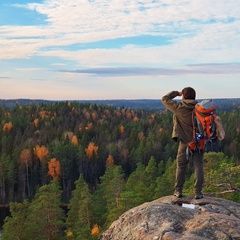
[66,229,73,237]
[33,118,39,128]
[92,112,98,121]
[39,110,50,119]
[34,145,49,163]
[106,154,114,168]
[120,125,125,135]
[71,135,78,145]
[91,224,100,235]
[126,111,132,120]
[4,112,11,118]
[121,108,125,116]
[19,149,32,166]
[3,122,13,131]
[34,145,49,185]
[19,149,33,197]
[85,142,98,159]
[48,158,61,180]
[85,122,93,130]
[151,113,156,119]
[133,116,138,122]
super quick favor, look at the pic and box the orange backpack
[187,100,218,154]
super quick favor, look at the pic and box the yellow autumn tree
[151,113,156,119]
[89,104,93,111]
[85,142,98,159]
[66,229,73,237]
[33,118,39,127]
[48,158,61,180]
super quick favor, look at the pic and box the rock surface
[99,195,240,240]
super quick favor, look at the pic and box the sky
[0,0,240,100]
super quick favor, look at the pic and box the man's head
[182,87,196,100]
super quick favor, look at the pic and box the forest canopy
[0,100,239,239]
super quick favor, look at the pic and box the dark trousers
[175,141,204,194]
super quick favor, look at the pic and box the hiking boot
[174,191,183,198]
[195,194,204,199]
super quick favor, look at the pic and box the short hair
[182,87,196,100]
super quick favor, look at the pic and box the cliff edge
[99,195,240,240]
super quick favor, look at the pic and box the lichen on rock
[99,195,240,240]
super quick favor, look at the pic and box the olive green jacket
[161,91,197,143]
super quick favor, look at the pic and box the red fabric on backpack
[188,100,218,153]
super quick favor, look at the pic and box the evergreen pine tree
[2,200,29,240]
[104,166,125,227]
[145,156,158,200]
[122,163,148,210]
[26,180,65,240]
[155,158,176,198]
[94,166,125,229]
[66,175,93,239]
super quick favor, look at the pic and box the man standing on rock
[162,87,204,199]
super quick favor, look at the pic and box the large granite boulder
[99,195,240,240]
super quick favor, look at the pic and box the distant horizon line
[1,97,240,101]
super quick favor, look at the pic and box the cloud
[51,63,66,66]
[0,0,239,64]
[16,68,45,72]
[57,63,240,77]
[40,33,240,68]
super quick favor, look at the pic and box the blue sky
[0,0,239,100]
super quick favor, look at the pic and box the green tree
[122,156,158,210]
[203,152,240,202]
[94,166,125,229]
[155,158,176,198]
[50,143,79,202]
[2,200,29,240]
[0,154,8,203]
[5,154,17,202]
[26,180,65,240]
[66,175,93,240]
[145,156,158,200]
[122,163,148,210]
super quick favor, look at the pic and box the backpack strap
[186,109,198,160]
